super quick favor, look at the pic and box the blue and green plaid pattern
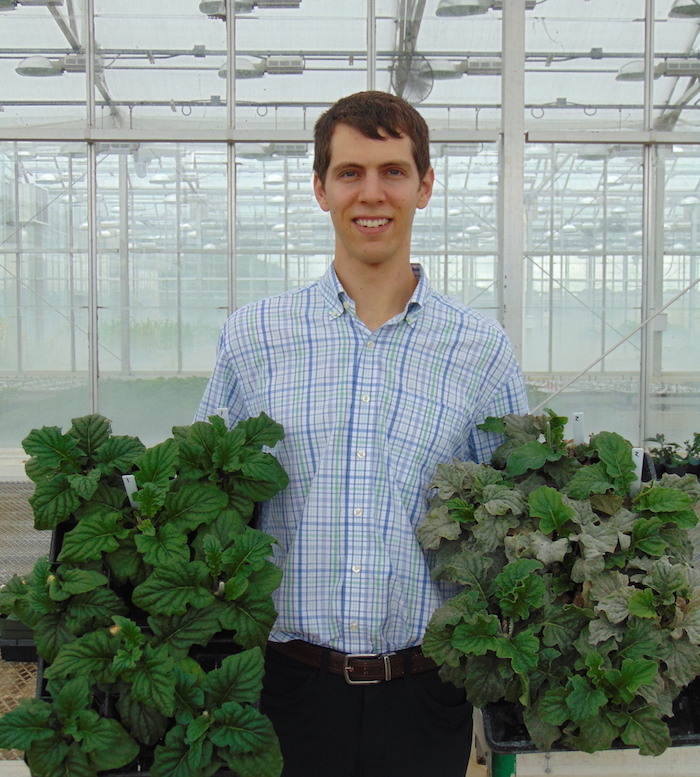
[195,264,529,653]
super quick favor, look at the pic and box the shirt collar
[319,262,432,326]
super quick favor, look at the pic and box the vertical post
[119,153,130,376]
[86,0,99,413]
[500,0,525,360]
[227,0,237,315]
[367,0,376,91]
[639,0,656,446]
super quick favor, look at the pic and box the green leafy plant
[0,412,289,777]
[418,410,700,756]
[645,433,686,472]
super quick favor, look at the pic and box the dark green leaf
[218,588,277,650]
[152,723,209,777]
[565,462,613,499]
[134,437,179,488]
[84,718,140,771]
[68,414,112,457]
[222,527,276,578]
[627,588,657,619]
[67,469,102,501]
[164,482,228,532]
[33,611,76,663]
[495,629,540,676]
[631,517,667,556]
[116,685,170,745]
[58,512,129,562]
[94,434,146,475]
[30,477,81,530]
[44,629,118,683]
[538,686,569,726]
[462,653,510,707]
[135,523,190,567]
[619,705,671,756]
[633,486,693,515]
[593,431,636,495]
[0,698,54,750]
[523,701,562,751]
[173,663,206,725]
[565,714,618,753]
[132,560,214,616]
[210,701,274,754]
[200,648,265,708]
[148,602,225,661]
[104,530,147,586]
[130,643,176,717]
[236,412,286,450]
[212,428,246,472]
[74,482,128,520]
[565,674,607,720]
[528,486,574,535]
[49,568,109,601]
[53,676,91,722]
[223,736,283,777]
[506,441,562,477]
[22,425,79,469]
[133,481,169,518]
[451,614,500,656]
[494,559,546,621]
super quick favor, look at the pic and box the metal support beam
[499,0,525,360]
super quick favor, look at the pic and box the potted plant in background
[0,412,289,777]
[418,410,700,765]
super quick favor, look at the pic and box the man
[195,91,529,776]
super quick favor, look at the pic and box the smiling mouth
[355,218,390,228]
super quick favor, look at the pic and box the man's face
[313,123,434,272]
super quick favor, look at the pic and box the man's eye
[341,170,358,178]
[387,169,403,176]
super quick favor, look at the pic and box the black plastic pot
[0,617,37,662]
[482,676,700,754]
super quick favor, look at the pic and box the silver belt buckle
[342,652,396,685]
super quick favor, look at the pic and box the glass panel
[407,2,502,130]
[646,144,700,444]
[0,1,87,130]
[94,0,226,129]
[0,141,89,446]
[654,3,700,131]
[525,0,646,131]
[523,143,644,442]
[94,143,228,445]
[235,1,367,130]
[419,142,499,316]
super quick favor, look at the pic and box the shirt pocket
[385,391,467,512]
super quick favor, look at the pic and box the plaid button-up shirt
[195,264,529,653]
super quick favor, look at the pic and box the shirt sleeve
[194,325,249,427]
[466,346,530,465]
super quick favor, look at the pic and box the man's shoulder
[223,280,320,327]
[425,289,506,334]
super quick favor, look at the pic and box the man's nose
[359,171,385,202]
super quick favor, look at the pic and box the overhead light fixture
[0,1,17,11]
[15,55,63,76]
[664,58,700,76]
[615,60,664,81]
[463,56,501,75]
[200,0,300,18]
[218,56,267,79]
[426,59,463,80]
[669,0,700,17]
[436,0,491,16]
[18,0,63,5]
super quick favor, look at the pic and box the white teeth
[356,218,389,228]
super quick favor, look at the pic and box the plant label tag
[121,474,139,508]
[631,447,644,494]
[214,407,229,427]
[572,412,585,445]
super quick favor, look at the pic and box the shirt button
[356,450,366,459]
[352,565,361,573]
[350,621,359,631]
[353,508,363,517]
[365,341,375,349]
[361,394,370,403]
[343,301,352,310]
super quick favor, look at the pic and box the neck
[334,259,418,332]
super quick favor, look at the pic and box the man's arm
[194,327,249,427]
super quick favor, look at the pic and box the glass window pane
[94,0,227,129]
[525,0,646,131]
[0,2,87,130]
[0,141,89,446]
[523,143,644,441]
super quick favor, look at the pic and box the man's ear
[417,167,434,210]
[313,172,330,212]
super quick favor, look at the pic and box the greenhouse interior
[1,1,700,774]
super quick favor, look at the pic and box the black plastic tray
[483,676,700,754]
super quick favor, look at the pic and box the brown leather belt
[268,640,437,685]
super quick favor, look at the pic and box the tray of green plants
[0,412,289,777]
[418,410,700,756]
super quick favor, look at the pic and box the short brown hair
[313,91,431,185]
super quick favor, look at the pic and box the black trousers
[260,646,473,777]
